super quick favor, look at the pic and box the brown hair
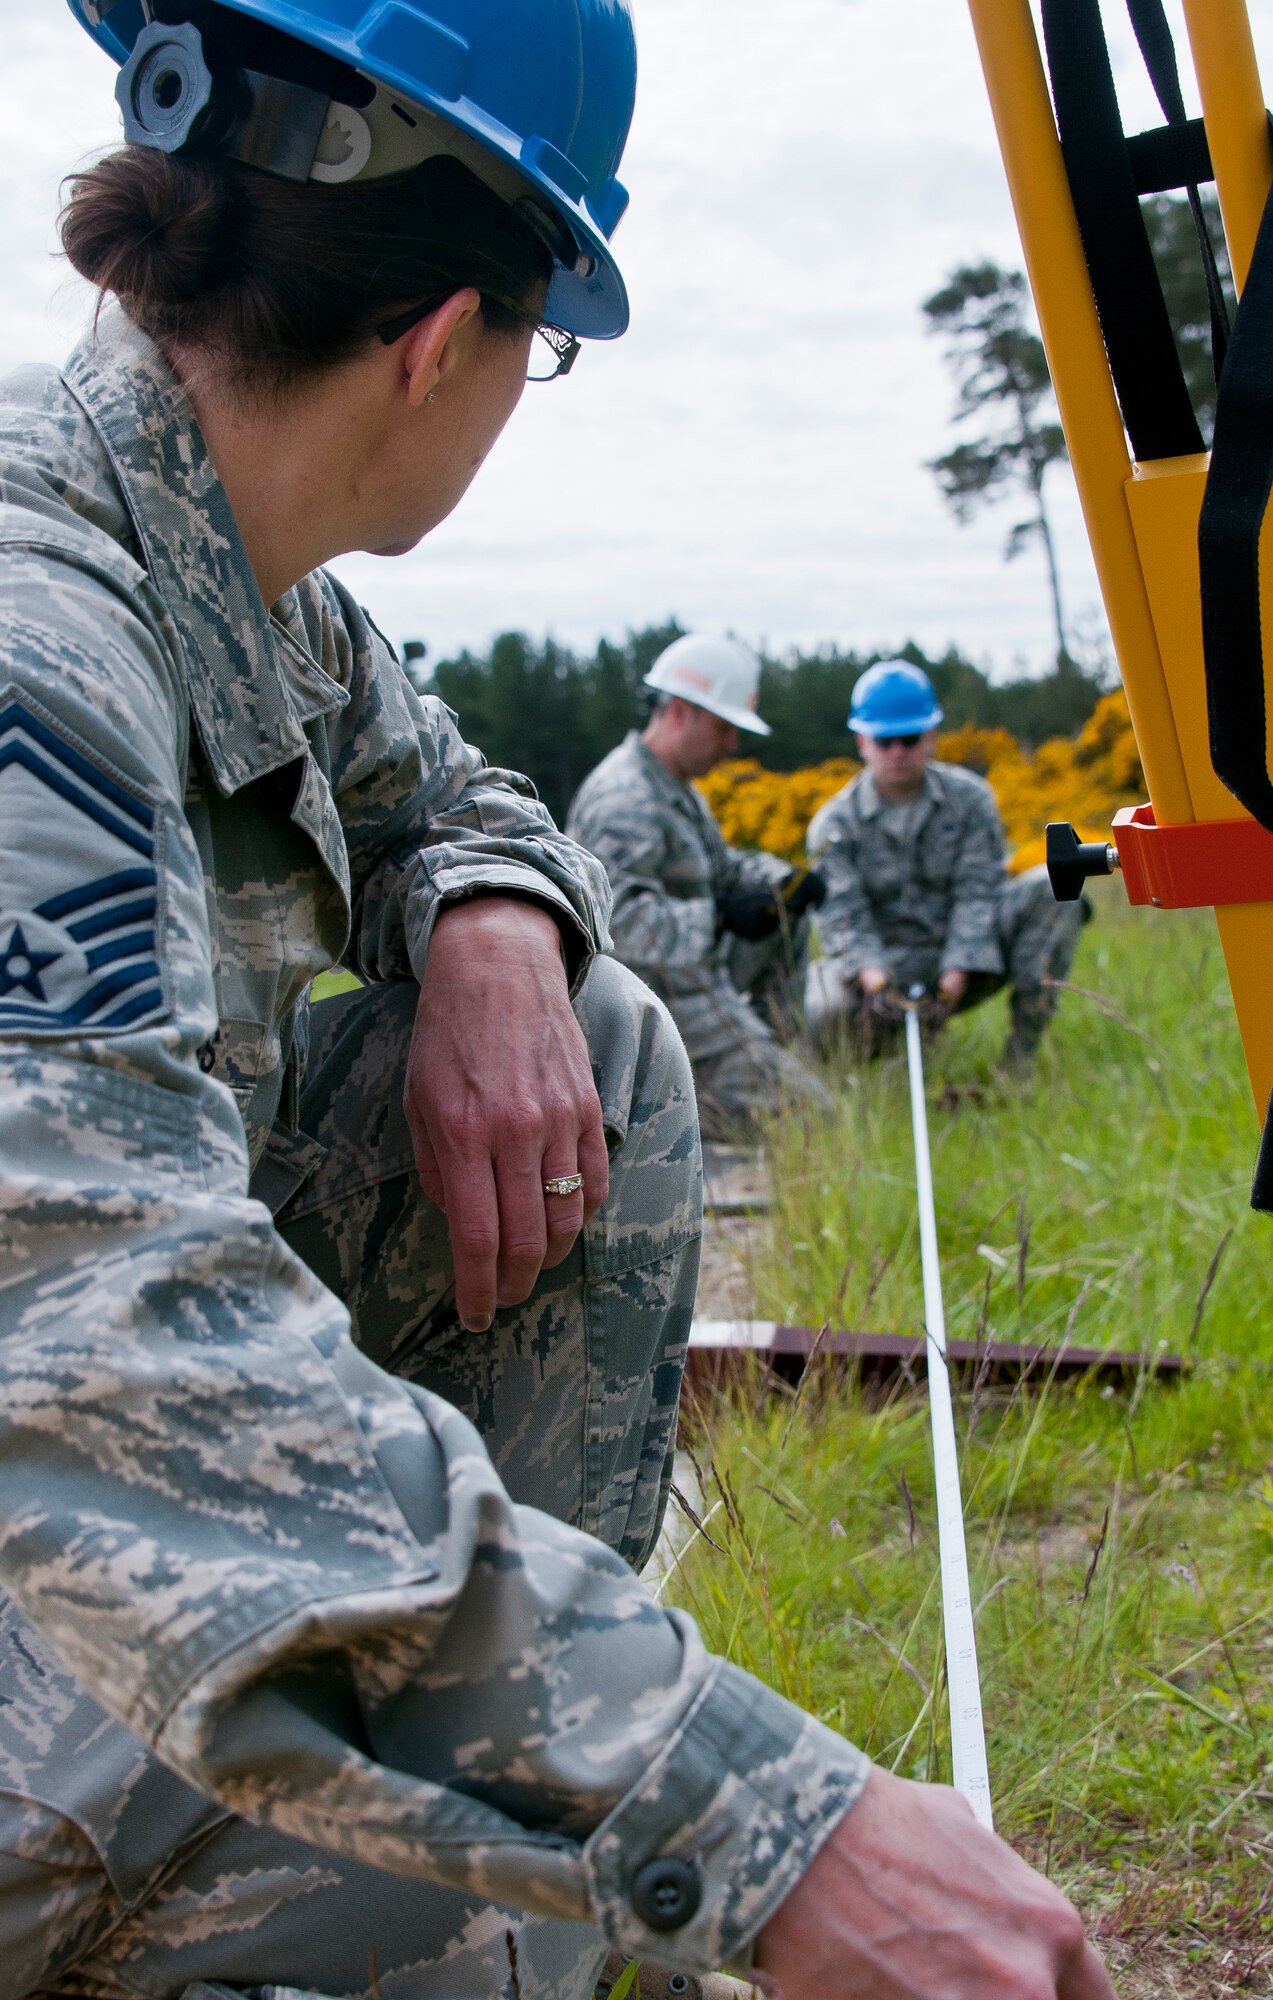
[61,144,551,396]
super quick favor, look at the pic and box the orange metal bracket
[1114,804,1273,908]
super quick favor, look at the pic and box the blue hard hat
[848,660,944,737]
[67,0,637,339]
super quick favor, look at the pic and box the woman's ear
[401,287,482,408]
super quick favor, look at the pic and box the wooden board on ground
[687,1318,1188,1396]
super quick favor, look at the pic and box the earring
[425,390,437,404]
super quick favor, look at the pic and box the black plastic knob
[1045,821,1118,902]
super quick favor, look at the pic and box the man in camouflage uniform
[0,317,868,1998]
[567,636,832,1139]
[805,661,1084,1069]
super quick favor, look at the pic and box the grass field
[670,887,1272,1993]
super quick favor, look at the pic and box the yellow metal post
[1181,0,1272,290]
[963,0,1193,825]
[964,0,1273,1118]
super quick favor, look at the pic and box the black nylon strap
[1041,0,1204,461]
[1198,170,1273,833]
[1126,120,1212,196]
[1125,0,1188,121]
[1253,1088,1273,1212]
[1125,0,1231,379]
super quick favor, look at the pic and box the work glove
[715,885,783,941]
[851,980,908,1059]
[860,983,909,1028]
[781,865,827,917]
[917,989,955,1030]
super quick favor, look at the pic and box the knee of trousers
[575,956,702,1248]
[1007,863,1070,926]
[1001,866,1082,958]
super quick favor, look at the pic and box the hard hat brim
[712,700,772,736]
[661,690,771,736]
[544,235,629,339]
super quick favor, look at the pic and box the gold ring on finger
[542,1172,585,1198]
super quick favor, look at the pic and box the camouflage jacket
[0,316,864,1968]
[806,760,1008,982]
[566,732,788,1057]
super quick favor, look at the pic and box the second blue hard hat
[849,660,944,737]
[67,0,637,339]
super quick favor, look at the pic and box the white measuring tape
[904,1000,993,1829]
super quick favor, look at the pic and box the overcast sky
[5,0,1272,679]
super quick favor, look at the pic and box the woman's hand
[407,896,609,1331]
[754,1767,1114,2000]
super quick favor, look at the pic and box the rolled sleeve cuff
[584,1658,869,1970]
[409,862,597,995]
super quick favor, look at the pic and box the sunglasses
[873,733,924,750]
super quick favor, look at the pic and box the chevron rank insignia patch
[0,695,169,1036]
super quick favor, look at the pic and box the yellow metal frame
[964,0,1273,1116]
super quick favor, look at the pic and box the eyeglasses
[524,320,580,382]
[375,295,580,383]
[873,733,924,749]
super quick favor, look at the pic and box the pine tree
[923,261,1074,673]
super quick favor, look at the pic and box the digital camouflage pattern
[805,761,1083,1049]
[0,314,868,1996]
[273,965,698,1573]
[566,732,830,1134]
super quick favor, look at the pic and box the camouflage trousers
[673,926,834,1141]
[806,866,1086,1061]
[0,958,701,2000]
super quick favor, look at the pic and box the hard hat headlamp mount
[118,19,338,181]
[119,21,216,152]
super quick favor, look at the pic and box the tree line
[418,627,1107,827]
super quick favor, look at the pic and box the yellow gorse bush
[698,689,1143,873]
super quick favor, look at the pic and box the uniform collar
[856,760,943,823]
[62,311,346,796]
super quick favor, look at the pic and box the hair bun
[57,141,549,398]
[62,151,239,323]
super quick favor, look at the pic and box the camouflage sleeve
[567,795,720,977]
[939,784,1007,977]
[0,550,868,1967]
[805,793,888,979]
[318,578,612,992]
[716,840,791,898]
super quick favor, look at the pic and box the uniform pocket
[247,1119,328,1219]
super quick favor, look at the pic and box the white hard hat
[643,635,771,736]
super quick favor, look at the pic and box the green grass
[752,882,1265,1351]
[671,889,1273,1961]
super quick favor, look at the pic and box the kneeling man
[805,661,1084,1070]
[568,635,831,1137]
